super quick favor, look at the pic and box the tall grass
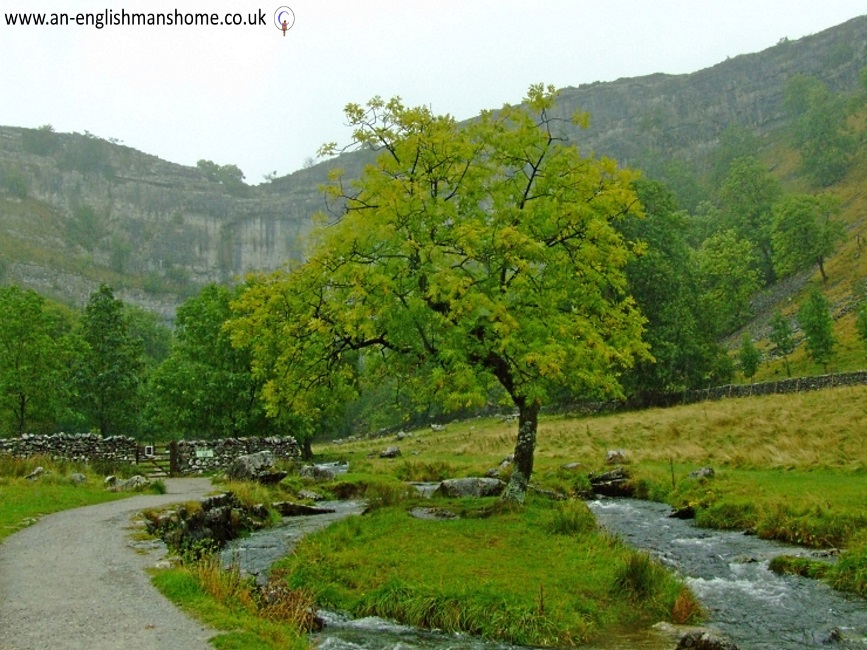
[152,554,315,650]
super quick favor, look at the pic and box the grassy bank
[275,495,700,646]
[152,559,311,650]
[0,455,134,542]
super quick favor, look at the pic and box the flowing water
[587,498,867,648]
[222,492,867,649]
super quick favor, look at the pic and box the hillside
[1,16,867,320]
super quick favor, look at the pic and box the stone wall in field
[684,371,867,405]
[174,436,300,475]
[553,371,867,416]
[0,432,138,465]
[0,432,300,475]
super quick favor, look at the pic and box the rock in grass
[605,449,628,465]
[410,507,458,520]
[379,446,402,459]
[70,473,87,485]
[690,466,715,479]
[435,477,506,498]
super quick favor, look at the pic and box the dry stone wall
[0,433,300,474]
[175,437,300,475]
[0,433,138,464]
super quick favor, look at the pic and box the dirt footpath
[0,478,217,650]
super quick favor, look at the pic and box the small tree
[72,285,143,435]
[771,193,844,282]
[797,289,836,372]
[768,310,796,377]
[738,334,762,381]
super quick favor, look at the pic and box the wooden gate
[139,441,178,478]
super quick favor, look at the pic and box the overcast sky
[2,2,865,183]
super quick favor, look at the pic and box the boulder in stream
[589,467,634,497]
[677,631,739,650]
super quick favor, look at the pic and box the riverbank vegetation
[274,495,700,646]
[307,383,867,603]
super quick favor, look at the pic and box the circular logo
[274,6,295,31]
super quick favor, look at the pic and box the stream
[221,495,867,649]
[587,498,867,649]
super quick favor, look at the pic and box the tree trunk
[817,257,828,282]
[301,437,313,460]
[502,399,540,503]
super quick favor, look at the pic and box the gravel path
[0,478,217,650]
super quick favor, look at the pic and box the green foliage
[768,310,796,376]
[718,156,781,283]
[710,124,760,185]
[230,86,649,499]
[771,193,844,281]
[72,284,144,435]
[197,160,249,196]
[543,499,597,536]
[737,334,762,381]
[768,555,829,579]
[123,303,171,368]
[695,229,760,334]
[278,501,697,645]
[829,540,867,596]
[146,284,281,441]
[0,459,129,542]
[784,74,856,186]
[797,289,836,370]
[0,285,71,435]
[617,180,727,399]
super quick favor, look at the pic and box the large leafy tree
[72,284,143,435]
[771,193,844,282]
[718,156,781,284]
[146,285,283,444]
[784,74,856,187]
[695,229,761,334]
[616,180,727,401]
[0,286,69,435]
[231,87,649,501]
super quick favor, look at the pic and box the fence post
[170,440,179,477]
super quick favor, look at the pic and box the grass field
[0,455,133,542]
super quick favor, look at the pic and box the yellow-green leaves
[230,86,649,437]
